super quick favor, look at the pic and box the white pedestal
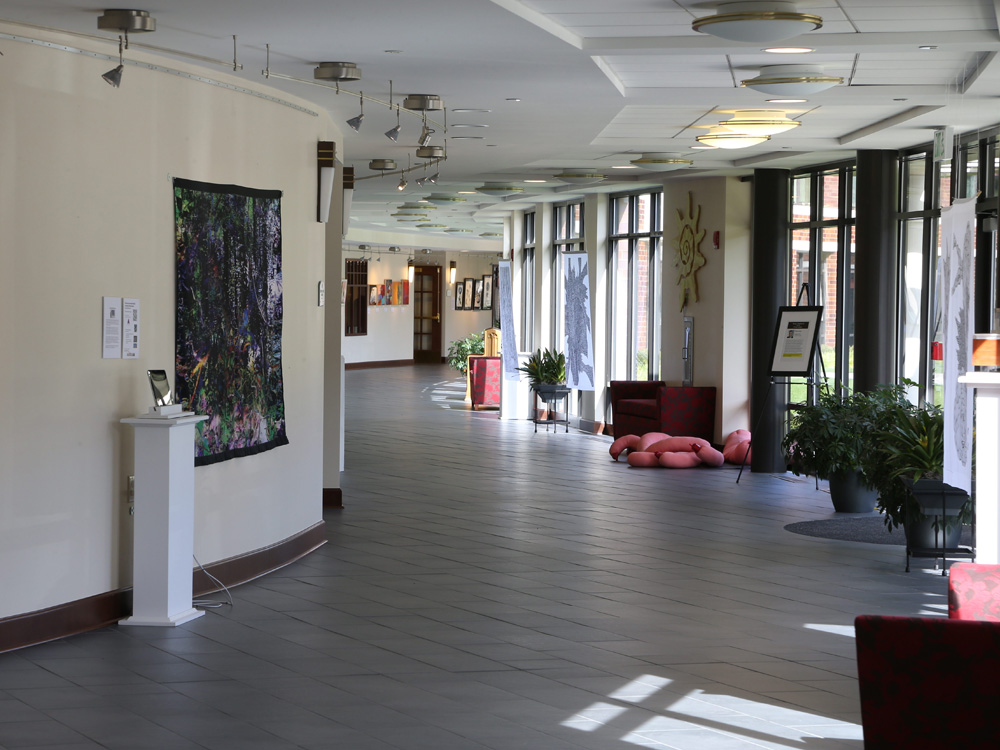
[120,413,208,626]
[959,372,1000,564]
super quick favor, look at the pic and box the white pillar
[959,373,1000,564]
[120,413,208,626]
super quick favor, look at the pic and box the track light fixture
[427,172,439,184]
[385,106,401,142]
[397,176,407,191]
[418,121,434,147]
[102,35,125,87]
[347,93,364,132]
[313,61,362,82]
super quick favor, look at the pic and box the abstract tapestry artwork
[563,252,595,390]
[173,178,289,466]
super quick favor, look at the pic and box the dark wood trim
[345,359,415,370]
[0,521,328,653]
[323,487,343,510]
[193,521,327,595]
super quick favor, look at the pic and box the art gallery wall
[0,23,335,620]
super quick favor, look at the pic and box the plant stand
[532,385,570,433]
[902,478,975,575]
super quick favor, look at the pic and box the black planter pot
[828,471,878,513]
[903,516,962,549]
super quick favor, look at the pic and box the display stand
[120,412,207,626]
[959,372,1000,564]
[532,385,571,433]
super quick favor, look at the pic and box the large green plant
[517,348,566,386]
[446,332,485,375]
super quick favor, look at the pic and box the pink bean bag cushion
[692,443,725,467]
[722,429,752,464]
[644,436,711,454]
[657,451,702,468]
[636,432,670,452]
[609,434,640,461]
[627,451,661,468]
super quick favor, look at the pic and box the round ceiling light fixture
[720,109,801,135]
[416,145,446,159]
[695,128,770,149]
[475,182,525,197]
[741,64,843,95]
[692,1,822,44]
[398,202,436,212]
[368,158,396,171]
[417,223,448,230]
[553,168,605,184]
[479,232,504,238]
[424,193,467,205]
[445,228,473,234]
[403,94,444,111]
[629,153,693,172]
[97,8,157,33]
[313,62,362,81]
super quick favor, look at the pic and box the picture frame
[455,279,465,309]
[463,278,474,310]
[384,278,393,305]
[769,305,823,376]
[369,285,378,306]
[481,274,493,310]
[378,284,385,305]
[473,278,484,310]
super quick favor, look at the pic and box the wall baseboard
[345,359,414,370]
[0,521,328,653]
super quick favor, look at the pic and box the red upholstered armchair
[469,356,501,410]
[855,614,1000,748]
[948,563,1000,621]
[609,381,716,441]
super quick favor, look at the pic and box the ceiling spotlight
[102,34,125,87]
[346,94,364,131]
[476,182,525,197]
[313,61,362,81]
[403,94,444,111]
[629,153,693,172]
[720,109,800,135]
[692,1,822,44]
[695,128,770,149]
[553,168,604,184]
[369,158,396,171]
[385,107,401,142]
[397,177,407,191]
[415,177,426,186]
[418,122,435,147]
[416,145,446,159]
[97,8,156,34]
[742,64,843,95]
[427,172,439,184]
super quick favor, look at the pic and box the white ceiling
[2,0,999,244]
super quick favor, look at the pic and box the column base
[119,607,205,627]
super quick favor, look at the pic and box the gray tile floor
[0,365,951,749]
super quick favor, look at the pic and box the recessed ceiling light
[384,49,402,54]
[451,109,492,113]
[451,136,484,140]
[457,191,477,194]
[764,47,813,53]
[894,97,909,101]
[919,45,938,50]
[612,165,639,169]
[452,123,489,127]
[524,179,547,183]
[506,98,521,102]
[767,98,808,103]
[691,145,715,150]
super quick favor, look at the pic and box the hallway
[0,366,946,749]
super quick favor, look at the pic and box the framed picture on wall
[384,279,393,305]
[455,279,465,309]
[369,285,378,305]
[463,278,474,310]
[473,278,484,310]
[481,274,493,310]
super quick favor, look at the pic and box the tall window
[609,191,662,380]
[552,202,584,350]
[789,164,856,404]
[344,258,368,336]
[521,212,535,352]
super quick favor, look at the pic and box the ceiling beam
[838,106,942,145]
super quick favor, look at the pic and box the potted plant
[864,396,972,545]
[446,332,485,375]
[782,385,905,513]
[517,348,566,390]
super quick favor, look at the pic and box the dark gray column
[853,151,898,392]
[750,169,790,473]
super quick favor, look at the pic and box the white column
[959,372,1000,564]
[120,413,208,626]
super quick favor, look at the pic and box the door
[413,265,442,363]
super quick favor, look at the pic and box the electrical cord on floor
[192,553,234,610]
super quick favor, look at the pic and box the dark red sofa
[609,381,716,441]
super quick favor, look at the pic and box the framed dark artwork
[384,278,393,305]
[455,280,465,309]
[769,306,824,376]
[473,278,484,310]
[369,285,378,305]
[173,178,288,466]
[481,274,493,310]
[463,278,474,310]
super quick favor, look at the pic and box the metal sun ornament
[673,192,707,310]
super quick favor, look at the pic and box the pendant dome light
[629,153,693,172]
[475,183,525,197]
[692,1,822,44]
[741,64,843,95]
[313,62,362,82]
[720,109,801,135]
[553,168,605,184]
[695,128,770,149]
[424,193,466,205]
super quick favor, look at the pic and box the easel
[737,284,825,483]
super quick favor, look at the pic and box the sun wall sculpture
[673,191,707,310]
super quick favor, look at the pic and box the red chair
[469,356,501,410]
[609,381,715,441]
[948,563,1000,621]
[855,614,1000,748]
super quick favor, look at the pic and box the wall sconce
[449,260,457,285]
[317,141,336,223]
[408,259,415,284]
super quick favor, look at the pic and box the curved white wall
[0,24,335,619]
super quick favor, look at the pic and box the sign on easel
[769,306,823,377]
